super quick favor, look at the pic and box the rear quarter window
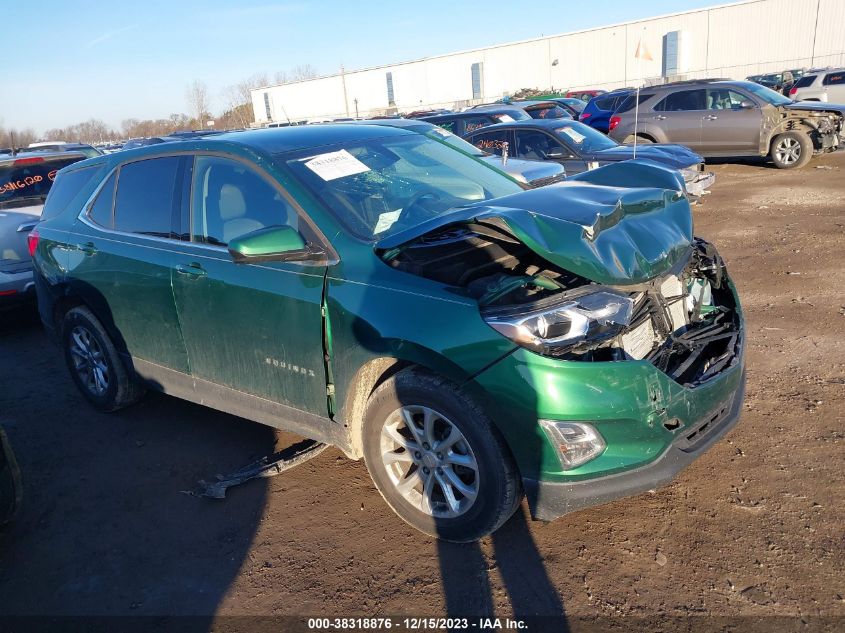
[793,75,817,89]
[40,164,103,222]
[615,94,654,113]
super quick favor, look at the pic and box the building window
[263,93,272,120]
[386,72,395,106]
[471,62,483,100]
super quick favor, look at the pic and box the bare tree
[186,80,211,128]
[221,73,269,128]
[290,64,318,81]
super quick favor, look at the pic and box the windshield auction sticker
[559,127,586,144]
[305,149,370,181]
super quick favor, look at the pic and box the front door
[69,156,190,372]
[700,88,762,153]
[170,154,329,415]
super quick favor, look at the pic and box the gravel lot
[1,153,843,630]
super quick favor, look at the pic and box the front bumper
[524,370,745,520]
[685,171,715,201]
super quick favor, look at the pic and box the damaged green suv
[31,126,745,541]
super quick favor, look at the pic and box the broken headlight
[483,289,634,356]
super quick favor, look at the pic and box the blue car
[579,89,633,133]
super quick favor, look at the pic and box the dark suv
[608,80,845,169]
[419,105,531,136]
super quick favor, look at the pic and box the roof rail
[656,78,733,87]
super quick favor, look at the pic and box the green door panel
[169,244,328,415]
[66,223,190,372]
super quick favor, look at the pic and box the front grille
[675,397,734,452]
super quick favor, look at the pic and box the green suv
[31,126,745,541]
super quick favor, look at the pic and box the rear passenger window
[463,117,492,133]
[654,89,706,111]
[823,73,845,86]
[470,130,511,156]
[41,165,101,221]
[88,172,116,229]
[113,157,181,238]
[190,156,298,247]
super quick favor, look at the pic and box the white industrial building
[251,0,845,124]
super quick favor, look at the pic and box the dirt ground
[1,152,843,631]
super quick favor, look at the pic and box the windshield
[738,81,792,105]
[0,156,85,208]
[553,121,618,153]
[526,104,571,120]
[280,133,522,241]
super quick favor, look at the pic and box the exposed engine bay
[382,224,741,387]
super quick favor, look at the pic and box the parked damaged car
[608,79,845,169]
[464,118,714,200]
[352,118,566,188]
[32,126,744,541]
[1,150,89,309]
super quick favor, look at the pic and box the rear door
[701,88,762,153]
[70,155,190,372]
[170,154,329,414]
[652,89,706,149]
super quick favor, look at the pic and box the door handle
[704,115,718,120]
[655,115,667,120]
[174,263,207,278]
[79,242,97,256]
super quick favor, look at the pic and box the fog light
[539,420,606,470]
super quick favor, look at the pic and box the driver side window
[515,131,566,160]
[190,156,299,247]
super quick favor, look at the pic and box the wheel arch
[337,344,484,459]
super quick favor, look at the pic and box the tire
[362,368,522,542]
[61,306,145,412]
[623,134,654,145]
[770,131,813,169]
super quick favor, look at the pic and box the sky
[1,0,728,134]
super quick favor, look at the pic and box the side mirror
[228,225,314,264]
[739,100,755,109]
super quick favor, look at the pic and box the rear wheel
[362,369,521,542]
[623,134,654,145]
[62,306,145,412]
[770,131,813,169]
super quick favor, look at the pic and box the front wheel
[362,369,522,542]
[770,131,813,169]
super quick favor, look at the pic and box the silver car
[1,150,89,308]
[353,118,566,187]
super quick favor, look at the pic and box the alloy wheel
[775,137,801,165]
[379,405,479,518]
[69,325,110,396]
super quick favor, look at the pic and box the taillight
[27,228,40,258]
[789,87,798,96]
[580,112,591,120]
[13,157,45,166]
[609,115,621,131]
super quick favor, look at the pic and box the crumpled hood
[591,143,702,169]
[378,160,693,285]
[783,101,845,117]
